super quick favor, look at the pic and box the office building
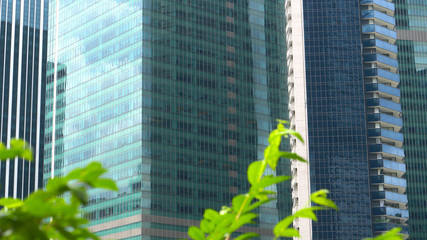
[395,0,427,239]
[0,0,48,198]
[286,0,408,239]
[43,0,289,239]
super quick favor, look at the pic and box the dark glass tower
[44,0,289,239]
[0,0,48,198]
[286,0,407,239]
[395,1,427,239]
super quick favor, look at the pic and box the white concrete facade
[284,0,312,239]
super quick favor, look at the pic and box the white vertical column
[285,0,312,239]
[13,0,26,198]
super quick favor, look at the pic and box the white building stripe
[13,0,26,198]
[285,0,312,239]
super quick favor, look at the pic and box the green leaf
[244,198,273,213]
[0,198,24,208]
[256,175,290,189]
[274,215,296,236]
[188,226,205,240]
[234,232,259,240]
[0,139,33,161]
[276,228,300,238]
[69,185,89,205]
[229,213,257,232]
[280,152,307,163]
[200,219,214,233]
[265,146,282,170]
[93,179,118,191]
[294,207,324,221]
[247,161,263,185]
[311,189,338,210]
[232,195,247,212]
[203,209,219,221]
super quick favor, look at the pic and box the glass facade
[395,0,427,239]
[44,0,289,238]
[0,0,48,199]
[301,1,373,239]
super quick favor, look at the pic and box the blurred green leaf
[93,178,118,191]
[276,227,300,238]
[203,209,219,221]
[0,139,32,161]
[229,213,257,232]
[244,198,273,213]
[280,152,307,163]
[200,219,214,233]
[247,161,263,185]
[254,175,290,190]
[294,206,324,221]
[311,189,338,210]
[232,195,247,212]
[274,215,296,236]
[0,198,24,209]
[234,232,259,240]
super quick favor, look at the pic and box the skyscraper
[0,0,48,199]
[395,1,427,239]
[43,0,289,239]
[286,0,408,239]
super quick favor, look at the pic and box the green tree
[0,140,117,240]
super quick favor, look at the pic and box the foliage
[188,122,404,240]
[0,139,117,240]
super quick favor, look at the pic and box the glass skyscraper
[395,1,427,239]
[0,0,48,199]
[286,0,408,239]
[43,0,288,239]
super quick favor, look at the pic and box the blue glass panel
[361,10,396,25]
[374,223,409,234]
[364,53,399,68]
[366,98,402,112]
[370,159,406,172]
[372,207,409,218]
[362,24,397,39]
[370,175,407,188]
[366,83,401,97]
[364,68,400,83]
[361,0,395,11]
[363,39,398,53]
[367,128,404,142]
[369,144,405,157]
[371,191,408,203]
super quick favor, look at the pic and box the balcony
[364,68,400,87]
[363,39,398,57]
[366,98,402,113]
[364,53,399,69]
[374,223,409,235]
[366,83,400,101]
[362,24,397,43]
[367,113,403,131]
[368,128,403,143]
[369,143,405,158]
[370,159,406,173]
[370,175,407,189]
[371,191,408,204]
[361,10,395,27]
[372,206,409,219]
[361,0,395,13]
